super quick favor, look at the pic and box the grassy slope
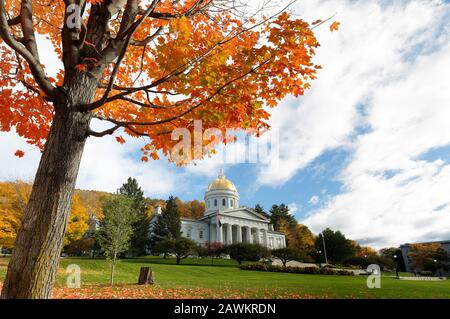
[1,256,449,298]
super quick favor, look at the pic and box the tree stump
[138,267,155,285]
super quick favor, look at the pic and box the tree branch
[20,0,40,60]
[87,125,121,137]
[7,14,21,26]
[0,0,58,100]
[138,0,210,20]
[93,57,273,128]
[81,1,290,111]
[117,96,187,109]
[85,0,160,79]
[130,25,163,46]
[62,0,86,69]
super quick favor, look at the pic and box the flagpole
[322,231,328,264]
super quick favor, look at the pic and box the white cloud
[0,131,40,182]
[0,127,178,197]
[77,134,177,197]
[287,202,300,215]
[257,0,448,186]
[1,0,450,249]
[309,196,320,206]
[302,1,450,248]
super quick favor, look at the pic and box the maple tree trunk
[1,74,96,299]
[110,253,117,286]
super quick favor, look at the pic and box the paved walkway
[269,259,368,275]
[270,259,318,268]
[398,276,447,281]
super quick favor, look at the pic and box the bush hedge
[240,264,355,276]
[418,271,434,277]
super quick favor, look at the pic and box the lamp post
[393,254,399,278]
[433,259,441,277]
[321,232,328,265]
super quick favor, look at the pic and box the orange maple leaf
[330,21,341,32]
[14,150,25,158]
[150,152,159,160]
[74,64,87,73]
[115,136,126,144]
[88,0,103,5]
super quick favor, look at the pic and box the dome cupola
[204,169,239,214]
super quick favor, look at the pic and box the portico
[219,224,267,245]
[150,170,286,249]
[203,201,285,249]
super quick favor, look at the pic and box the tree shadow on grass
[121,257,241,268]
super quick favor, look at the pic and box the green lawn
[1,256,449,299]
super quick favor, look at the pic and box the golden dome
[207,170,237,192]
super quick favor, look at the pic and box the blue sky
[1,0,450,248]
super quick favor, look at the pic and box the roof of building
[400,240,450,248]
[207,169,237,192]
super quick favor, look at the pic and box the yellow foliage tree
[64,195,90,246]
[0,182,91,249]
[287,224,316,253]
[0,181,31,249]
[357,246,378,257]
[408,243,443,270]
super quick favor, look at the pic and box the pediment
[221,208,269,222]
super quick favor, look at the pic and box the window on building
[222,198,226,206]
[186,228,192,238]
[214,199,217,206]
[230,199,234,207]
[199,230,204,239]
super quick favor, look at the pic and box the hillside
[0,181,205,249]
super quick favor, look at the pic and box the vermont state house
[149,170,286,249]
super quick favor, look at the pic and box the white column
[236,226,242,243]
[252,228,259,244]
[248,227,253,244]
[217,221,222,243]
[226,224,233,244]
[263,229,268,247]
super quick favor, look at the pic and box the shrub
[226,243,268,265]
[155,237,198,264]
[64,237,96,256]
[344,255,395,271]
[271,248,301,267]
[240,264,354,276]
[197,242,226,265]
[418,271,434,277]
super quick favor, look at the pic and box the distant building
[400,240,450,275]
[149,170,286,248]
[84,213,99,238]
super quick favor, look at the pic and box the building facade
[149,170,286,249]
[400,240,450,275]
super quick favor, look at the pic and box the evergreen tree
[118,177,149,257]
[164,196,182,239]
[149,196,181,251]
[315,228,357,264]
[269,204,297,231]
[254,204,270,218]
